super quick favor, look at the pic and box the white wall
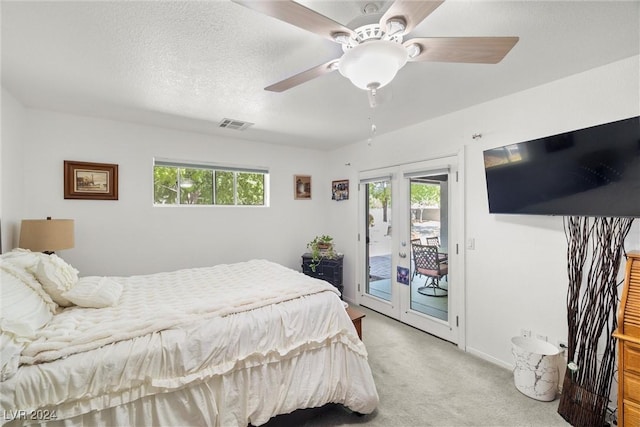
[1,88,27,251]
[10,109,334,276]
[327,55,640,367]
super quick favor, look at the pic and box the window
[153,160,268,206]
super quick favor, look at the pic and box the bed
[0,250,378,426]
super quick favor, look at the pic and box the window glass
[237,172,264,205]
[179,168,213,205]
[154,166,178,204]
[153,161,267,207]
[215,171,234,205]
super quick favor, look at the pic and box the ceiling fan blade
[380,1,444,36]
[265,59,339,92]
[232,0,355,42]
[404,37,519,64]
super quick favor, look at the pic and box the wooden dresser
[614,252,640,427]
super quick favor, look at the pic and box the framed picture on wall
[64,160,119,200]
[332,179,349,201]
[294,175,311,200]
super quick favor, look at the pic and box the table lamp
[19,217,74,254]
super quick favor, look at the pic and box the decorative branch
[558,216,634,427]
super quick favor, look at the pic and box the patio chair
[412,243,448,297]
[425,236,439,246]
[425,236,448,263]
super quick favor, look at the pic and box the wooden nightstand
[346,306,365,340]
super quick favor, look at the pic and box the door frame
[356,153,466,349]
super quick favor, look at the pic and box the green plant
[307,235,336,272]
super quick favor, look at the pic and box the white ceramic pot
[511,336,561,401]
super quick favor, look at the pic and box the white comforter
[21,259,338,364]
[2,260,378,426]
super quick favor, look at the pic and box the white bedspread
[2,260,378,426]
[21,259,338,364]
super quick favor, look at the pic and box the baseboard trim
[466,346,513,370]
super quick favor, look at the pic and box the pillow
[0,269,53,336]
[30,254,79,307]
[0,259,58,313]
[0,248,43,270]
[62,276,123,308]
[0,269,54,380]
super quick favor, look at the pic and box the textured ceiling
[2,1,638,150]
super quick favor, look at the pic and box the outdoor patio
[367,208,447,321]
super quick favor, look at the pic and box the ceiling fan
[232,0,519,99]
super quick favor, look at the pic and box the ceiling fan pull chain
[367,84,378,108]
[367,113,377,146]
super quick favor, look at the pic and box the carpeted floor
[263,305,569,427]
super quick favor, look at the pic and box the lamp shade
[338,40,408,90]
[19,218,74,253]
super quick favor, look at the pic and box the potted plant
[307,235,336,272]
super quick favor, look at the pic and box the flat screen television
[483,115,640,217]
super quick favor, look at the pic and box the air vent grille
[218,118,254,131]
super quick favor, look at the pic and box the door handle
[399,252,407,258]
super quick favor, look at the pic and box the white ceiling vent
[218,118,254,131]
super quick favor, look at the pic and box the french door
[357,156,464,345]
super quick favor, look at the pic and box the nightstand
[346,306,365,340]
[301,253,344,296]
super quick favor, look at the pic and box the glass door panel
[400,160,459,345]
[366,180,392,302]
[409,175,449,322]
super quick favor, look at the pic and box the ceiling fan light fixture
[338,40,408,90]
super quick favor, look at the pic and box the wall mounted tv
[483,115,639,217]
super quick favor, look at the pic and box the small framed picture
[397,266,410,285]
[294,175,311,200]
[64,160,118,200]
[332,179,349,201]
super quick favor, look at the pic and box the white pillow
[30,254,79,307]
[62,276,123,308]
[0,248,43,270]
[0,259,58,312]
[0,269,54,380]
[0,269,52,336]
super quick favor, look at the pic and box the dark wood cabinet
[614,252,640,427]
[301,253,344,296]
